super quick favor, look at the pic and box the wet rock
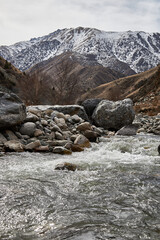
[71,144,84,152]
[53,147,72,155]
[19,122,36,137]
[116,124,140,136]
[4,140,24,152]
[74,134,91,148]
[83,130,98,142]
[92,98,135,130]
[25,140,41,151]
[55,162,77,171]
[0,91,26,129]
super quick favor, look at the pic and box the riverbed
[0,134,160,240]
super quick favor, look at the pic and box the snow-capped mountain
[0,27,160,73]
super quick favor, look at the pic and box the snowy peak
[0,27,160,73]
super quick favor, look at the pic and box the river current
[0,134,160,240]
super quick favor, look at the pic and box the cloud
[0,0,159,45]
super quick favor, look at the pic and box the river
[0,134,160,240]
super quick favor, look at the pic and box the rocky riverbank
[0,106,106,153]
[0,92,159,154]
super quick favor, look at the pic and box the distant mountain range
[0,27,160,73]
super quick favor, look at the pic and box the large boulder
[92,98,135,130]
[27,105,89,121]
[81,98,103,118]
[0,92,26,128]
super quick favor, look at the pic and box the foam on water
[0,134,160,240]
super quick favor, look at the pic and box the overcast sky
[0,0,160,45]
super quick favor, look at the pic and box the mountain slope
[27,52,124,104]
[0,27,160,73]
[0,56,27,93]
[79,65,160,115]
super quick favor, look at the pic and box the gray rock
[81,98,103,117]
[19,122,36,137]
[92,98,135,130]
[25,112,39,122]
[116,124,140,136]
[0,91,26,129]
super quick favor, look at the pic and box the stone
[5,130,18,140]
[55,162,77,171]
[34,129,44,137]
[53,147,72,155]
[41,120,48,126]
[56,112,66,119]
[71,114,83,123]
[158,145,160,155]
[92,98,135,130]
[83,130,98,142]
[35,145,49,152]
[76,122,92,132]
[116,124,140,136]
[27,105,89,121]
[19,122,36,137]
[25,112,39,122]
[81,98,103,118]
[74,134,91,148]
[4,140,24,152]
[71,144,84,152]
[51,124,62,132]
[51,140,69,147]
[47,132,55,140]
[25,140,41,151]
[55,132,64,140]
[0,91,26,129]
[0,133,7,144]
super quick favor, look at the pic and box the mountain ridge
[0,27,160,73]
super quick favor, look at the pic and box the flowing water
[0,134,160,240]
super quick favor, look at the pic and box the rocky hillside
[27,52,124,104]
[0,56,27,93]
[79,65,160,115]
[0,27,160,73]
